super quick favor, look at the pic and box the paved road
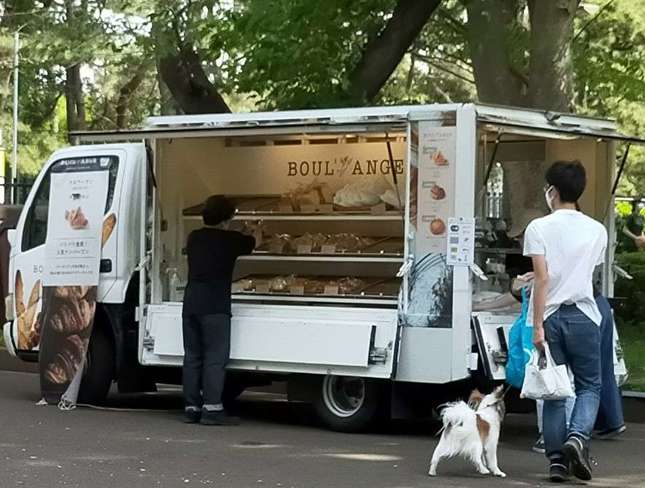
[1,370,644,488]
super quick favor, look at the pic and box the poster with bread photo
[39,156,111,406]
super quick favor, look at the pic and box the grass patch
[617,322,645,392]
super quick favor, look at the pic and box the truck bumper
[3,321,17,357]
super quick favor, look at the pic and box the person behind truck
[622,201,645,251]
[593,291,626,439]
[182,195,261,425]
[524,160,607,482]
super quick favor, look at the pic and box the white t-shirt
[523,209,607,325]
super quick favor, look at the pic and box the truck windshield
[21,156,119,252]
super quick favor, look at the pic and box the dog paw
[493,470,506,478]
[428,470,437,477]
[477,468,491,475]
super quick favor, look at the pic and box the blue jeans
[595,296,624,431]
[543,305,601,460]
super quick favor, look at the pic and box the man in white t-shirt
[523,160,607,483]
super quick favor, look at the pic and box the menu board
[415,124,456,256]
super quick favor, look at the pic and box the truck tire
[313,375,384,432]
[78,324,115,405]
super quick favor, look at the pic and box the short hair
[202,195,236,226]
[545,160,586,203]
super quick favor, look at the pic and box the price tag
[256,283,270,294]
[370,203,387,215]
[324,285,339,295]
[321,244,336,254]
[300,204,317,214]
[269,242,285,254]
[296,244,312,254]
[290,285,305,295]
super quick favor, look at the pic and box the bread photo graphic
[433,150,449,166]
[65,207,88,230]
[430,218,446,235]
[430,184,446,200]
[44,334,87,385]
[49,289,96,335]
[15,270,42,350]
[102,213,116,248]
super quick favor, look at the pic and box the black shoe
[562,436,592,481]
[532,434,546,454]
[549,461,569,483]
[593,425,626,440]
[200,409,240,426]
[183,409,201,424]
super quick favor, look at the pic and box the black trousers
[182,314,231,408]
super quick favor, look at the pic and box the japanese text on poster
[43,159,110,286]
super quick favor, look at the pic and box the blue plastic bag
[505,288,534,389]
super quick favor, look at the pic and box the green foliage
[614,252,645,323]
[614,250,645,391]
[217,0,397,109]
[0,0,644,183]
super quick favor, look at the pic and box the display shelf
[231,274,400,304]
[183,213,403,222]
[240,254,403,263]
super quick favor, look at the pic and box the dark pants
[182,314,231,408]
[543,305,601,460]
[595,296,625,430]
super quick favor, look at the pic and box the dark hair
[545,160,586,203]
[202,195,236,226]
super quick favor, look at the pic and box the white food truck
[3,104,635,431]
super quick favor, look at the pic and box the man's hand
[518,271,535,282]
[636,235,645,249]
[533,324,545,351]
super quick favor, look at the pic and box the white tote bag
[520,343,575,400]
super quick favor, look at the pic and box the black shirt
[182,227,255,316]
[624,212,644,252]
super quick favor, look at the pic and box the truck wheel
[313,375,384,432]
[78,324,115,405]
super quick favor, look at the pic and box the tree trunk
[65,64,86,131]
[346,0,442,104]
[64,0,86,132]
[157,63,179,115]
[465,0,527,106]
[526,0,579,111]
[465,0,580,234]
[158,45,230,115]
[116,65,147,129]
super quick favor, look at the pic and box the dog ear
[468,389,484,409]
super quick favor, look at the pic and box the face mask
[544,185,555,212]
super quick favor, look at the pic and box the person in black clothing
[182,195,259,425]
[622,201,645,252]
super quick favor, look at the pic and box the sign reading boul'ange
[39,156,112,407]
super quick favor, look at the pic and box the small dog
[428,385,506,478]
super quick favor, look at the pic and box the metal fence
[0,179,35,205]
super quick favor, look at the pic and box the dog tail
[438,401,476,434]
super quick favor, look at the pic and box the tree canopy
[0,0,643,193]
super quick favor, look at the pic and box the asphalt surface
[1,370,644,488]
